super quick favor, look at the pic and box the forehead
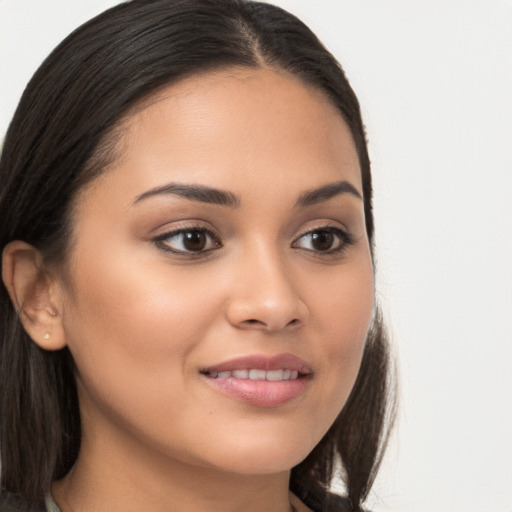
[82,67,361,205]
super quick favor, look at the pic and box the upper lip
[201,353,313,375]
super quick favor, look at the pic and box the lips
[200,353,312,407]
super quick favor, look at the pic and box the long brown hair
[0,1,395,510]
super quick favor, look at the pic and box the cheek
[61,246,224,416]
[65,240,222,342]
[306,257,374,420]
[314,254,374,342]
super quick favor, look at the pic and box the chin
[189,428,318,476]
[208,451,308,476]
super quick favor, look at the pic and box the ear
[2,240,67,350]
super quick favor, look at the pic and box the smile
[207,369,300,380]
[201,353,312,407]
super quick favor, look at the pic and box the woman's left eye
[153,228,221,254]
[292,227,353,254]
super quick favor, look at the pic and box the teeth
[266,369,284,381]
[249,369,266,380]
[208,369,301,381]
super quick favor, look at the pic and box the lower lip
[203,376,310,407]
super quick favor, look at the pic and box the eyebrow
[133,183,240,207]
[133,179,362,208]
[295,180,362,207]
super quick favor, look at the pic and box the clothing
[44,496,60,512]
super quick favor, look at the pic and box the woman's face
[58,68,374,475]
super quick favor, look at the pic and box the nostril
[240,317,301,330]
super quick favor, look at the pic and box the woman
[0,1,395,511]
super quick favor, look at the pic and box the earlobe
[2,240,67,350]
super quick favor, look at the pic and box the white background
[1,1,511,511]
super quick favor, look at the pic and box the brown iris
[311,231,334,251]
[183,230,207,252]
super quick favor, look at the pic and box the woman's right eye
[153,228,221,254]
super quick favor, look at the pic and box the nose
[225,248,309,333]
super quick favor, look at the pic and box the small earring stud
[43,333,50,340]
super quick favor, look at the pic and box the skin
[3,67,374,512]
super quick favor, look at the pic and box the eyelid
[152,224,222,255]
[291,224,354,254]
[150,220,354,257]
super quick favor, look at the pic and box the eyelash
[292,226,354,255]
[153,226,222,255]
[152,224,354,256]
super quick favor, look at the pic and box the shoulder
[0,492,47,512]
